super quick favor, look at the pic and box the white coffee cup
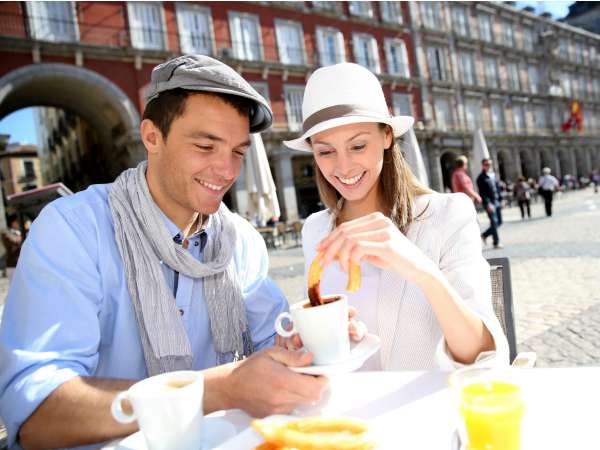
[275,294,350,365]
[111,370,204,450]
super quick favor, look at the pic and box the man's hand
[275,305,367,350]
[222,347,328,417]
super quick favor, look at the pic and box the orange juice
[460,381,525,450]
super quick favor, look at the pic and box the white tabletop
[106,367,600,449]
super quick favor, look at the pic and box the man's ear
[141,119,163,155]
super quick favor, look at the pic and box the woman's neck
[338,185,384,224]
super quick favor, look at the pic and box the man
[0,55,327,450]
[476,158,503,249]
[538,167,560,217]
[0,215,23,280]
[451,156,482,204]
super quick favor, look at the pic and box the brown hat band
[302,104,390,134]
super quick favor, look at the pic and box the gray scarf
[108,161,253,376]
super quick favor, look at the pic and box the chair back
[487,257,518,363]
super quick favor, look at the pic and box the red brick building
[0,1,420,220]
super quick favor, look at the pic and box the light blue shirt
[0,184,287,449]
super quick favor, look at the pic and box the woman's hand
[275,306,367,350]
[318,212,438,288]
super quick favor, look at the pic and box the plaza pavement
[0,187,598,368]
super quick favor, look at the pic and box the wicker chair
[487,257,518,363]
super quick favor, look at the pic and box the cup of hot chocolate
[275,294,350,365]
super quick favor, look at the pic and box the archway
[540,149,558,177]
[440,150,460,192]
[519,150,534,179]
[0,63,143,181]
[558,149,572,178]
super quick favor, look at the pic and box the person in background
[538,167,560,217]
[451,156,482,204]
[513,176,532,220]
[477,159,503,249]
[0,215,23,281]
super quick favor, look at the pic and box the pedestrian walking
[477,158,503,249]
[592,169,600,194]
[513,176,532,219]
[538,167,560,217]
[451,155,482,204]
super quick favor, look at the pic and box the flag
[561,100,583,132]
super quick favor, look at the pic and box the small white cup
[111,370,204,450]
[275,294,350,365]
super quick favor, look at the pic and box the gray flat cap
[144,55,273,133]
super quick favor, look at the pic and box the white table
[107,368,600,449]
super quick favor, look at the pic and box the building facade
[0,143,44,196]
[563,2,600,35]
[409,1,600,190]
[1,1,599,221]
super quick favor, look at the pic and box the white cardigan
[301,192,510,371]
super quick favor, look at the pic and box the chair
[276,222,288,246]
[486,257,519,363]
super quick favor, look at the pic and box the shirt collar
[159,210,213,242]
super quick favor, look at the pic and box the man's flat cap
[144,55,273,133]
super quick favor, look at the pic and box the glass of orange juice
[449,367,525,450]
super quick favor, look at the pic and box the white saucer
[106,416,236,450]
[289,333,381,375]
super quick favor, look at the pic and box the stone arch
[540,149,558,177]
[496,148,515,182]
[519,150,535,179]
[558,149,573,177]
[0,63,143,179]
[440,150,460,192]
[575,148,590,177]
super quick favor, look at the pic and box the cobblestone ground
[0,188,598,365]
[267,188,600,368]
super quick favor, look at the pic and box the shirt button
[194,241,199,247]
[178,309,184,316]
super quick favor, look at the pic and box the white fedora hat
[283,63,414,152]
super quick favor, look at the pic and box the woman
[283,63,508,370]
[513,176,532,219]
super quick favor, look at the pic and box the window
[507,62,520,91]
[421,3,443,30]
[250,82,270,106]
[478,14,493,42]
[176,4,213,54]
[559,38,569,60]
[316,26,345,66]
[483,56,500,89]
[27,1,78,43]
[284,85,305,131]
[275,19,305,65]
[574,41,584,64]
[590,46,597,66]
[348,1,373,18]
[352,33,380,73]
[384,38,410,77]
[465,99,482,130]
[128,2,165,50]
[427,46,450,82]
[593,79,600,101]
[528,65,539,94]
[23,161,35,179]
[503,20,514,47]
[490,101,506,131]
[578,74,587,98]
[392,93,413,116]
[512,103,526,132]
[312,1,341,13]
[229,12,261,61]
[562,73,572,98]
[452,6,469,37]
[522,27,534,52]
[380,2,402,24]
[533,105,547,130]
[459,51,477,85]
[434,97,453,131]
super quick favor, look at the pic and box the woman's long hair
[314,125,432,234]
